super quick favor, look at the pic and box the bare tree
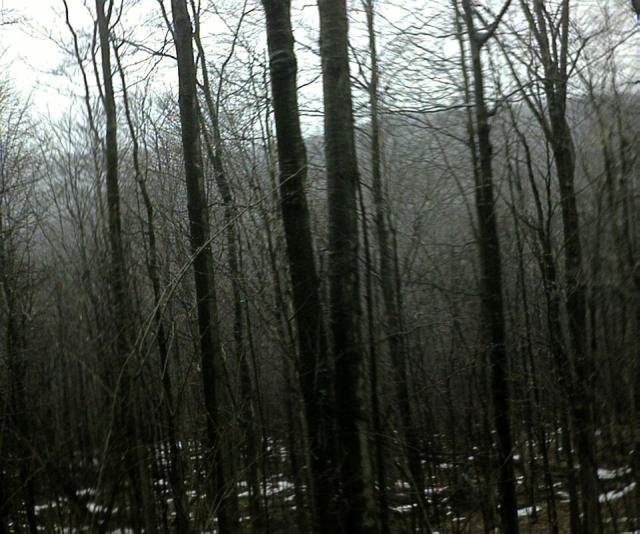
[169,0,238,530]
[262,0,339,531]
[95,1,157,530]
[456,1,519,531]
[516,1,602,529]
[317,0,378,531]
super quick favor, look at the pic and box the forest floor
[15,440,640,532]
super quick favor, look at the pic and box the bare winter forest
[0,0,639,532]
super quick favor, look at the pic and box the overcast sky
[1,0,638,124]
[0,0,319,120]
[1,1,71,114]
[0,0,396,127]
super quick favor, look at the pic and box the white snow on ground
[86,502,117,514]
[604,516,628,523]
[599,482,636,503]
[392,503,417,513]
[517,506,538,518]
[597,467,632,480]
[265,479,294,496]
[35,498,70,514]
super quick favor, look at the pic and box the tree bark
[169,1,238,531]
[317,0,378,531]
[459,2,519,531]
[191,8,257,523]
[519,2,601,529]
[95,1,157,530]
[357,176,391,534]
[262,1,339,530]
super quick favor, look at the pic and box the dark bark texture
[170,1,238,531]
[460,1,519,531]
[317,0,378,532]
[263,1,338,532]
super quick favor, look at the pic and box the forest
[0,0,639,532]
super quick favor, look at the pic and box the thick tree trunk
[317,1,378,532]
[262,1,338,530]
[169,1,238,531]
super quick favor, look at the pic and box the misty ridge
[0,0,640,533]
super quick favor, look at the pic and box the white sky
[0,0,441,114]
[1,0,72,114]
[1,0,638,123]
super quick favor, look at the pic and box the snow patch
[599,482,636,503]
[597,467,631,480]
[392,503,417,513]
[517,506,538,517]
[86,502,110,514]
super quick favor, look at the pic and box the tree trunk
[357,177,391,534]
[459,2,519,531]
[520,2,601,528]
[6,307,37,534]
[190,7,257,524]
[262,1,339,530]
[550,113,601,533]
[95,1,157,530]
[317,0,378,531]
[362,2,426,527]
[169,1,238,531]
[113,43,190,533]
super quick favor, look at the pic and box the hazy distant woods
[0,0,639,532]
